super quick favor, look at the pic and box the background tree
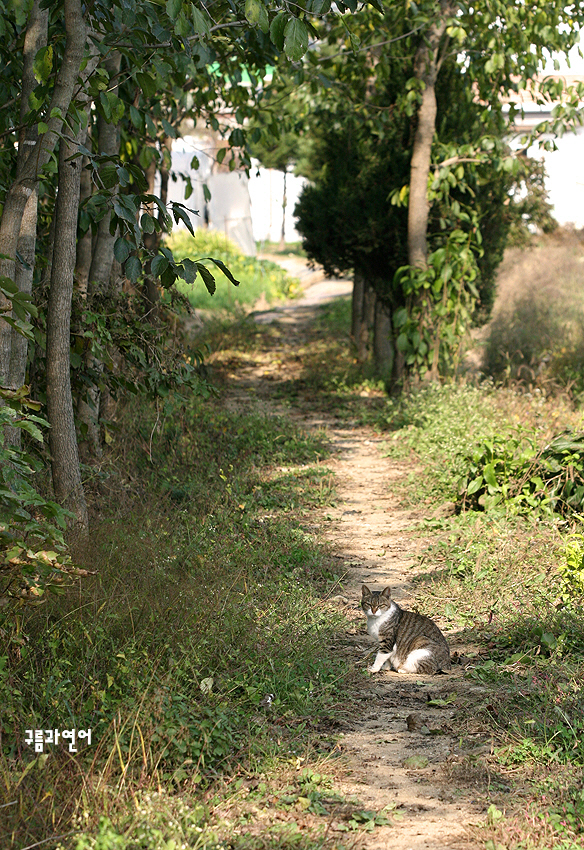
[295,0,584,386]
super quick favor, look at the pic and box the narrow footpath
[211,258,493,850]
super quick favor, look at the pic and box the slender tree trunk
[47,125,90,530]
[75,149,93,297]
[0,0,87,384]
[77,52,121,457]
[278,168,287,251]
[407,4,453,270]
[353,280,376,364]
[45,29,100,531]
[407,3,454,381]
[88,53,121,292]
[7,1,49,398]
[351,269,366,361]
[373,298,395,387]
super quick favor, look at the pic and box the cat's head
[361,584,392,615]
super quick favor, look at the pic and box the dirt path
[211,261,489,849]
[314,430,484,850]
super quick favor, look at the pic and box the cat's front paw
[367,664,379,674]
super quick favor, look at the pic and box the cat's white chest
[366,602,398,640]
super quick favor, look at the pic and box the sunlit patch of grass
[166,229,300,312]
[382,375,584,846]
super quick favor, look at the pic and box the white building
[508,73,584,228]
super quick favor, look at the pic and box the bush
[458,429,584,517]
[482,233,584,391]
[166,229,299,312]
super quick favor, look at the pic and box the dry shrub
[482,229,584,391]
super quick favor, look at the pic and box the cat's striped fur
[361,584,451,675]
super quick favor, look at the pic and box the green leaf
[33,45,53,83]
[166,0,182,20]
[466,475,483,496]
[136,72,157,99]
[99,162,119,190]
[270,12,287,50]
[284,18,309,61]
[129,105,143,131]
[174,10,191,36]
[396,332,409,353]
[160,265,176,289]
[179,258,198,284]
[140,214,156,234]
[483,463,498,489]
[192,6,211,37]
[196,263,216,295]
[204,257,240,286]
[2,317,34,341]
[171,204,196,236]
[541,632,556,649]
[151,255,169,278]
[245,0,268,32]
[114,238,132,264]
[125,256,142,283]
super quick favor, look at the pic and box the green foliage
[0,386,78,610]
[294,0,582,381]
[381,383,501,502]
[459,429,584,517]
[559,533,584,601]
[167,230,299,311]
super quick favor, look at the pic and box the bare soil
[208,259,494,849]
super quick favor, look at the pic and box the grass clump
[167,229,300,312]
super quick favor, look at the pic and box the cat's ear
[361,584,370,595]
[381,587,392,599]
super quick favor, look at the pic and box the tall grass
[0,397,349,849]
[482,231,584,393]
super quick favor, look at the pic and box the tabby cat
[361,584,451,675]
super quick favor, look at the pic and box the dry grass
[479,229,584,392]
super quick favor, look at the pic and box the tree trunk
[373,298,395,388]
[0,0,87,385]
[278,168,287,251]
[351,269,367,361]
[45,26,100,532]
[7,1,49,399]
[88,52,122,292]
[407,3,454,382]
[352,277,376,364]
[47,125,90,531]
[75,149,93,297]
[407,4,453,271]
[77,52,121,457]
